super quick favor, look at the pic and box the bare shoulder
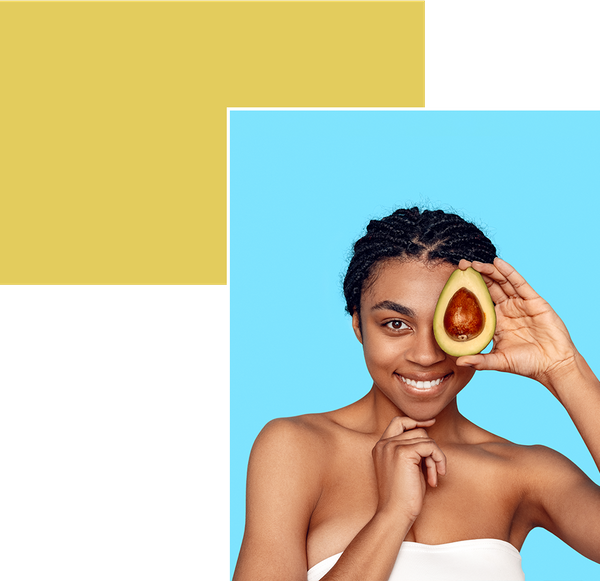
[252,412,343,466]
[494,440,590,479]
[459,422,597,497]
[507,442,598,497]
[257,412,339,440]
[514,441,578,464]
[465,428,584,475]
[453,426,582,488]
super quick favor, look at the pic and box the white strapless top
[307,538,525,581]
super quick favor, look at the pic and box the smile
[398,374,450,389]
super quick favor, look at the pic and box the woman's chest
[306,444,526,570]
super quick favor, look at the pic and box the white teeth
[400,375,444,389]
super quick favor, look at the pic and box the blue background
[230,111,600,579]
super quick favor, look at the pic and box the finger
[394,428,431,441]
[458,259,472,271]
[471,260,517,302]
[478,270,512,306]
[414,441,446,476]
[493,257,539,300]
[380,416,435,440]
[456,351,509,372]
[424,456,437,487]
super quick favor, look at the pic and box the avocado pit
[443,287,485,342]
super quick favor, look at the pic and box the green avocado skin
[433,267,496,357]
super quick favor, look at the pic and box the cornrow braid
[343,207,497,316]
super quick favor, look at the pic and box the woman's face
[353,258,476,421]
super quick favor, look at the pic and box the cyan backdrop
[230,111,600,579]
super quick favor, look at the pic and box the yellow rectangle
[0,2,424,284]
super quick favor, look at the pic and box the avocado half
[433,267,496,357]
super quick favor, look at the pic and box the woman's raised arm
[456,257,600,468]
[456,257,600,561]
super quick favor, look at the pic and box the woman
[233,207,600,580]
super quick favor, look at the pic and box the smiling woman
[352,260,476,423]
[232,207,600,581]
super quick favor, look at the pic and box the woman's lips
[396,373,452,390]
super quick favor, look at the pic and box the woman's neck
[363,384,470,445]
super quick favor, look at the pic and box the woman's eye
[385,320,409,331]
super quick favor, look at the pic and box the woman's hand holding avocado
[455,257,578,391]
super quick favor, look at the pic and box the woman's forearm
[321,510,412,581]
[543,351,600,472]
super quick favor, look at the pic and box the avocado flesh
[433,267,496,356]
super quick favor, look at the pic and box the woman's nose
[405,328,446,367]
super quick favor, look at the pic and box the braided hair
[343,207,497,317]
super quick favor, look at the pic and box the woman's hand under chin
[454,257,579,392]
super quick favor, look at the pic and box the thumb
[456,352,505,371]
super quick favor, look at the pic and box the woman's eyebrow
[371,300,415,317]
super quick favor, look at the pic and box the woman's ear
[352,311,363,344]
